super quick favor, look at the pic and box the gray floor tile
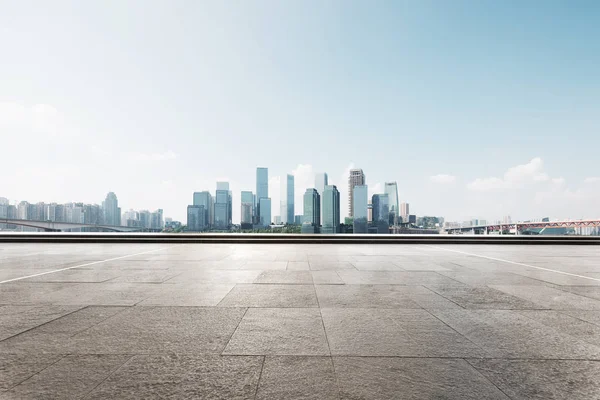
[253,271,314,284]
[309,262,356,271]
[5,354,130,399]
[87,354,263,400]
[321,308,486,357]
[223,308,330,355]
[468,359,600,400]
[350,262,403,271]
[490,284,600,310]
[426,285,544,309]
[337,271,462,285]
[138,283,235,306]
[315,285,422,308]
[0,353,63,391]
[311,271,344,285]
[287,261,310,270]
[334,357,509,400]
[0,304,83,340]
[256,356,339,400]
[218,284,318,307]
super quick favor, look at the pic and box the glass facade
[214,189,230,230]
[256,167,268,223]
[303,188,320,227]
[384,182,399,225]
[259,198,271,227]
[315,172,328,224]
[353,185,368,233]
[280,174,294,224]
[372,193,389,233]
[241,191,254,226]
[193,191,213,229]
[322,185,340,234]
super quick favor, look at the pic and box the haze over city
[1,1,599,223]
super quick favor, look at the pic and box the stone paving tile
[432,309,600,359]
[334,357,509,400]
[311,271,344,285]
[518,310,600,347]
[4,354,131,399]
[490,284,600,310]
[315,285,422,308]
[286,261,310,270]
[238,261,288,270]
[511,270,600,286]
[437,270,550,286]
[164,269,262,284]
[42,283,162,306]
[0,304,83,340]
[0,353,63,391]
[218,284,318,308]
[350,261,403,271]
[425,285,544,309]
[107,271,181,283]
[309,262,356,271]
[555,285,600,301]
[253,271,314,284]
[321,308,487,357]
[86,354,263,400]
[0,282,81,305]
[223,308,330,356]
[25,270,120,283]
[138,283,235,306]
[560,310,600,326]
[468,359,600,400]
[336,270,463,285]
[256,356,339,400]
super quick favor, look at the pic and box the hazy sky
[1,1,599,223]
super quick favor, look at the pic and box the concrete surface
[1,243,600,399]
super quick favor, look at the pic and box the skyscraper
[102,192,120,226]
[280,174,294,224]
[322,185,340,234]
[193,191,213,230]
[187,205,205,231]
[303,188,320,227]
[372,193,389,233]
[348,169,365,217]
[353,185,368,233]
[256,167,268,223]
[217,182,232,227]
[315,172,328,224]
[400,202,409,223]
[214,184,230,230]
[241,191,254,229]
[384,182,399,225]
[259,198,271,227]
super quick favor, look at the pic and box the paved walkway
[1,243,599,399]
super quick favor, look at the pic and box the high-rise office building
[348,169,365,217]
[353,185,368,233]
[315,172,328,224]
[193,191,213,229]
[400,202,409,223]
[384,182,399,225]
[294,215,303,225]
[256,167,268,223]
[372,194,389,233]
[102,192,120,226]
[187,205,205,231]
[322,185,340,234]
[241,191,254,228]
[280,174,294,224]
[259,198,271,227]
[303,188,320,227]
[217,182,232,227]
[214,185,230,230]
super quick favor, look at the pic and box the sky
[1,0,599,223]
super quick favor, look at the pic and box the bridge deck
[1,242,600,398]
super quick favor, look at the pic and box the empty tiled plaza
[1,242,600,399]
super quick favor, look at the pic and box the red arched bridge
[445,219,600,234]
[0,218,141,232]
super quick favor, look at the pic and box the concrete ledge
[1,233,599,244]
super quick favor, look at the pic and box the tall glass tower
[256,167,268,223]
[348,169,365,217]
[384,182,399,225]
[322,185,340,234]
[353,185,368,233]
[315,172,328,225]
[280,174,294,224]
[102,192,120,226]
[372,193,389,233]
[241,191,254,227]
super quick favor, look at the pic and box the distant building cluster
[0,193,165,231]
[186,166,419,234]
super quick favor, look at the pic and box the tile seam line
[424,245,600,282]
[0,245,184,284]
[463,358,514,399]
[6,354,68,391]
[81,354,137,399]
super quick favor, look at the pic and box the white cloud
[467,157,549,192]
[0,102,65,136]
[430,174,456,184]
[584,177,600,184]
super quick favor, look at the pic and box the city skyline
[1,2,598,225]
